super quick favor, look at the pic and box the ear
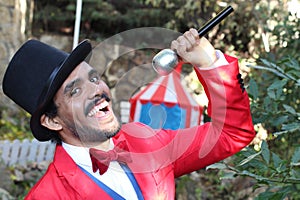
[40,114,62,131]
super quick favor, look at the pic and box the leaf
[256,188,289,200]
[282,122,300,132]
[267,79,287,100]
[260,58,273,68]
[263,96,271,109]
[66,4,76,11]
[273,130,289,136]
[248,78,259,100]
[283,104,297,115]
[249,159,269,172]
[220,171,236,180]
[267,89,276,99]
[291,147,300,164]
[238,151,261,166]
[272,116,289,126]
[291,162,300,167]
[272,152,287,173]
[290,169,300,178]
[261,141,270,165]
[272,152,283,169]
[206,162,227,170]
[239,170,265,181]
[269,79,288,89]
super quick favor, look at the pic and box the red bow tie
[89,140,132,175]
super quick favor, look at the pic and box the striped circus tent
[129,63,203,130]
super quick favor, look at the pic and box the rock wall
[0,0,27,108]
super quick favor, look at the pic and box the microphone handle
[198,6,234,37]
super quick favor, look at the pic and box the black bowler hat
[2,39,92,141]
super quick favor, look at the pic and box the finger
[177,35,189,52]
[170,40,179,51]
[189,28,200,45]
[183,31,196,50]
[170,39,187,62]
[176,42,187,58]
[189,28,199,39]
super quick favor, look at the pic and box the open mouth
[87,100,110,118]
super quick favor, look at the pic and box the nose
[87,80,104,100]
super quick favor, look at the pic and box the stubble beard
[64,117,122,145]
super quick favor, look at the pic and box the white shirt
[62,140,138,200]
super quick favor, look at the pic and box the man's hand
[171,28,217,68]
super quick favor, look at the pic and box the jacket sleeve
[117,54,255,177]
[168,54,255,177]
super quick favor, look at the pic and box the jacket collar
[53,144,78,176]
[52,144,114,199]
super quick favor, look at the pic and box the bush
[209,54,300,200]
[0,108,32,141]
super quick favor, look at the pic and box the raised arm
[168,29,255,177]
[118,29,255,177]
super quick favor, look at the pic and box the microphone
[152,6,234,76]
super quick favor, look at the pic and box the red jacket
[25,55,255,199]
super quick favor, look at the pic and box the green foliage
[146,0,264,53]
[214,50,300,199]
[248,56,300,136]
[0,108,32,140]
[206,1,300,198]
[230,45,299,199]
[32,0,299,60]
[33,0,174,39]
[210,141,300,199]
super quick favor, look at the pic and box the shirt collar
[62,139,114,167]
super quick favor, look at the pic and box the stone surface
[0,164,14,193]
[0,0,27,112]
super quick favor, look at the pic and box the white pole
[73,0,82,49]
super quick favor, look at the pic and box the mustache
[101,93,111,102]
[85,93,111,116]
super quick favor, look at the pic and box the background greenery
[0,0,299,199]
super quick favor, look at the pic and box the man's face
[53,62,121,146]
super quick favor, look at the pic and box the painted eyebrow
[63,69,99,95]
[88,69,99,79]
[63,78,81,95]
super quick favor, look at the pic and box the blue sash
[78,164,144,200]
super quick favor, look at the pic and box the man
[2,28,255,199]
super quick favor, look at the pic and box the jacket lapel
[52,134,176,199]
[113,134,175,199]
[53,145,113,199]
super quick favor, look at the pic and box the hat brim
[30,40,92,141]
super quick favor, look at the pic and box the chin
[106,124,122,139]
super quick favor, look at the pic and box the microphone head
[152,49,178,76]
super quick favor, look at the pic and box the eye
[90,76,99,83]
[70,88,81,96]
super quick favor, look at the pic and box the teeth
[88,101,109,117]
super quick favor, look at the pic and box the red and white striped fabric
[129,63,203,129]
